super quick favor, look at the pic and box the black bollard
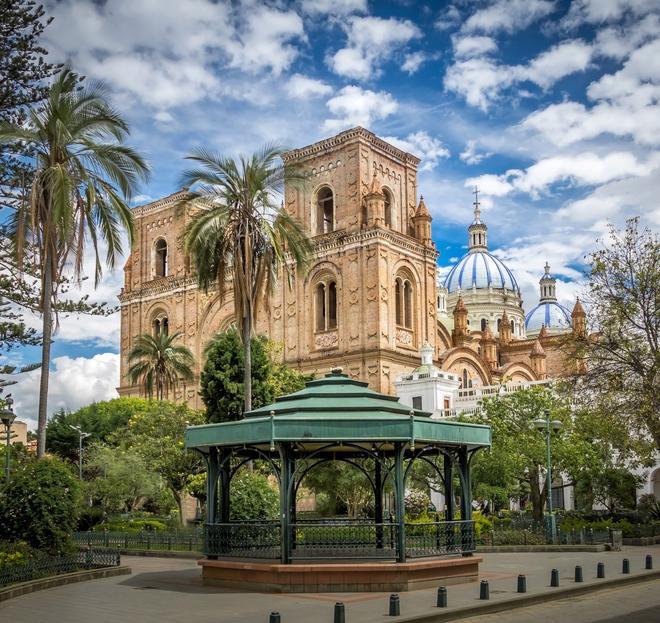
[517,575,526,593]
[479,580,489,600]
[334,602,345,623]
[269,613,281,623]
[597,562,605,579]
[646,554,653,570]
[436,586,447,608]
[550,568,559,587]
[574,565,583,583]
[389,594,400,617]
[622,558,630,574]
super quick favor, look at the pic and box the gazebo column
[279,443,292,564]
[394,442,406,563]
[374,457,383,549]
[219,450,231,524]
[457,447,474,555]
[290,455,297,551]
[206,448,219,560]
[443,453,455,522]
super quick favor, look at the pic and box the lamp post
[69,424,91,480]
[1,395,16,483]
[532,408,562,544]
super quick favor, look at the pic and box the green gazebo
[185,369,491,592]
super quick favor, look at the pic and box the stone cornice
[119,275,207,304]
[132,190,190,217]
[283,127,421,168]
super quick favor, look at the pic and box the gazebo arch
[186,369,491,592]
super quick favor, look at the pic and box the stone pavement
[0,546,658,623]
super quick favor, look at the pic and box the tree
[229,470,279,521]
[571,219,660,450]
[45,397,151,462]
[0,455,80,554]
[574,467,641,513]
[469,387,599,522]
[200,327,308,422]
[121,401,205,525]
[0,68,149,457]
[127,331,195,401]
[84,444,162,515]
[182,144,312,413]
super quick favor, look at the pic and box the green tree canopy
[0,455,80,554]
[120,400,205,525]
[571,218,660,451]
[468,387,600,522]
[45,397,152,462]
[200,327,309,423]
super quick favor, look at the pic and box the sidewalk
[0,546,657,622]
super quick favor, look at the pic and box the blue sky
[5,0,660,428]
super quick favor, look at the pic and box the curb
[476,545,608,553]
[0,566,132,603]
[120,549,200,559]
[397,569,660,622]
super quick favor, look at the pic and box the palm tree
[127,331,195,400]
[181,145,312,413]
[0,68,149,457]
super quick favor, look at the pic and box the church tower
[264,127,440,392]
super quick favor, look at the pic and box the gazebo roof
[185,370,491,453]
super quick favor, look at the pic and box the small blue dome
[525,301,571,332]
[444,250,519,293]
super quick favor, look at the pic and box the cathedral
[118,127,586,409]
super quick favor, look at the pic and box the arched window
[155,238,168,277]
[383,188,393,227]
[497,318,501,333]
[315,280,337,332]
[461,368,468,389]
[480,318,487,332]
[395,276,413,329]
[511,319,515,335]
[153,314,168,337]
[316,187,334,235]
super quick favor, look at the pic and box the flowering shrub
[405,490,430,519]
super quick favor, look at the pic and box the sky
[3,0,660,430]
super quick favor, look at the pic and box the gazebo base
[198,556,482,592]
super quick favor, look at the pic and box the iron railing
[205,523,281,559]
[0,549,120,587]
[290,522,397,559]
[405,520,475,557]
[73,530,204,552]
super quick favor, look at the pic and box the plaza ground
[1,546,658,622]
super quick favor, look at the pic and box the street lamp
[69,424,91,480]
[1,395,16,483]
[532,408,562,543]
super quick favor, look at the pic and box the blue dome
[444,250,519,293]
[525,301,571,332]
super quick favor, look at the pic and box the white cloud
[323,85,398,132]
[460,140,492,165]
[286,74,333,99]
[445,39,593,110]
[382,132,450,171]
[300,0,367,16]
[44,0,305,109]
[402,52,428,74]
[467,151,660,198]
[594,13,660,60]
[561,0,659,29]
[435,5,462,31]
[453,36,498,59]
[463,0,556,34]
[522,38,660,146]
[328,16,421,80]
[12,353,120,431]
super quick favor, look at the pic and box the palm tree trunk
[37,255,54,458]
[242,313,252,413]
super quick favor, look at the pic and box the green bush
[94,518,168,532]
[230,471,279,521]
[473,512,493,536]
[0,541,34,569]
[0,457,80,554]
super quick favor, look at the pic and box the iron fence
[205,523,281,559]
[405,520,475,557]
[290,522,397,559]
[73,530,204,552]
[0,549,120,588]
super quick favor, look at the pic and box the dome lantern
[467,186,488,251]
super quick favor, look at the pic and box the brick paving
[0,546,658,622]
